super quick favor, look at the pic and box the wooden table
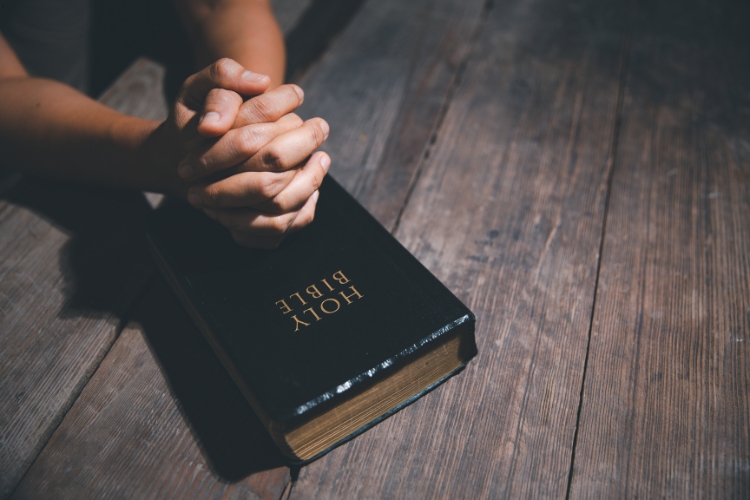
[2,0,748,498]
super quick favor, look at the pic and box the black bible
[146,176,477,462]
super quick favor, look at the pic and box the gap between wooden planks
[290,0,631,497]
[0,59,164,500]
[569,0,750,496]
[2,1,309,497]
[8,0,491,498]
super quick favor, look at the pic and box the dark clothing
[1,0,90,93]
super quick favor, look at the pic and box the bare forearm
[178,0,285,87]
[0,78,173,191]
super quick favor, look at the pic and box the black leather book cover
[146,176,476,454]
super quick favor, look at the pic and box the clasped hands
[153,58,330,249]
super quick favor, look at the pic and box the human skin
[171,0,330,246]
[175,0,286,88]
[0,10,329,248]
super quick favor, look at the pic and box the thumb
[197,88,244,138]
[178,58,270,110]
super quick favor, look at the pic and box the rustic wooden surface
[1,3,306,498]
[2,0,749,498]
[0,60,162,498]
[12,281,290,500]
[288,0,628,497]
[8,0,490,497]
[568,1,750,497]
[294,0,487,229]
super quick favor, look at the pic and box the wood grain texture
[569,1,750,497]
[289,0,629,497]
[0,187,153,498]
[98,58,169,121]
[12,280,290,500]
[294,0,487,229]
[0,59,169,499]
[2,1,312,492]
[8,2,371,498]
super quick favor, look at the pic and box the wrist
[119,117,188,196]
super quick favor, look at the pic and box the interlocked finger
[188,149,329,209]
[178,58,270,110]
[178,113,304,180]
[240,118,329,173]
[281,189,319,233]
[188,169,294,209]
[234,84,305,127]
[206,190,319,240]
[170,58,271,148]
[255,151,330,214]
[197,88,244,137]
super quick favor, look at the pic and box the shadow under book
[146,176,477,463]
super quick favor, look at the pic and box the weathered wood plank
[295,0,487,229]
[12,280,290,500]
[289,0,630,497]
[1,2,327,496]
[9,0,422,497]
[284,0,368,82]
[0,58,166,498]
[569,1,750,497]
[98,58,169,121]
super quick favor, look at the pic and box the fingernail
[200,111,220,127]
[204,209,218,220]
[320,153,331,173]
[243,71,269,84]
[178,163,194,179]
[188,192,202,208]
[292,85,304,103]
[319,119,330,140]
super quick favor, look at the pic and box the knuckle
[221,136,241,166]
[309,123,325,145]
[205,88,222,101]
[261,148,285,171]
[238,127,262,155]
[248,97,276,122]
[212,58,233,80]
[219,131,242,163]
[265,195,286,214]
[284,85,302,104]
[311,169,324,190]
[214,88,237,106]
[300,208,315,227]
[203,186,221,206]
[286,113,304,127]
[193,158,209,176]
[269,217,289,235]
[257,174,283,200]
[208,65,219,82]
